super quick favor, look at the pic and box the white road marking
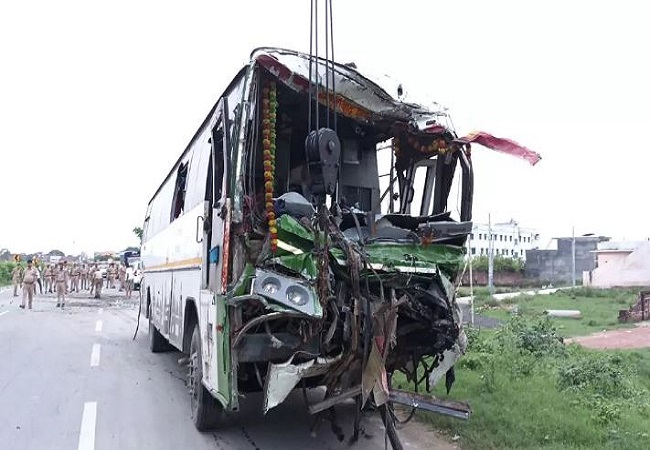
[77,401,97,450]
[98,308,103,315]
[90,344,101,367]
[95,320,103,332]
[0,311,8,317]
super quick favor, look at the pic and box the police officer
[20,259,39,310]
[71,264,80,292]
[80,264,89,291]
[107,263,117,289]
[11,264,23,297]
[44,264,54,293]
[118,263,126,291]
[93,265,104,299]
[55,262,69,308]
[35,264,43,295]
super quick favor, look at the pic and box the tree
[133,227,143,241]
[0,248,12,262]
[47,249,65,257]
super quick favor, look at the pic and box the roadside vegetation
[0,261,47,287]
[395,316,650,450]
[0,261,17,286]
[472,287,641,337]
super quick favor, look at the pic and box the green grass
[0,261,17,287]
[476,288,641,337]
[397,318,650,450]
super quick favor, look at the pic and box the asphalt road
[0,286,456,450]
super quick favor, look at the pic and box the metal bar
[488,213,494,294]
[389,389,472,420]
[308,385,362,415]
[572,226,576,287]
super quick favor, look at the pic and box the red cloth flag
[455,131,541,166]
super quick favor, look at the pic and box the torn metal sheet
[263,358,316,414]
[428,330,468,390]
[263,355,341,414]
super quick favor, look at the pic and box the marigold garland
[262,81,278,252]
[394,134,448,158]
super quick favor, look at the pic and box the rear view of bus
[140,47,538,448]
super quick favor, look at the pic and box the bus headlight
[261,277,281,295]
[286,285,308,306]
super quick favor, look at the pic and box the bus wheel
[149,315,168,353]
[188,324,222,430]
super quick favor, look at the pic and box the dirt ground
[566,322,650,349]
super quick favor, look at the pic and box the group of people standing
[11,260,136,310]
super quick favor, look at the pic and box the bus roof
[146,47,457,207]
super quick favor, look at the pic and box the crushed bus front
[211,48,539,445]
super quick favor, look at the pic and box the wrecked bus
[140,47,539,448]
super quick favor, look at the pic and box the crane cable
[308,0,337,134]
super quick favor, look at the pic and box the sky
[1,0,648,255]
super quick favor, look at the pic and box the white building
[468,219,540,261]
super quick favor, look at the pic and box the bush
[557,351,649,425]
[422,315,650,449]
[471,255,524,273]
[558,353,636,398]
[496,315,565,357]
[0,262,18,286]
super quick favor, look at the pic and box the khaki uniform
[93,268,104,299]
[11,266,23,297]
[108,265,117,289]
[44,266,54,293]
[80,265,89,290]
[89,266,96,295]
[55,266,69,307]
[71,265,80,292]
[21,266,39,309]
[125,266,134,299]
[118,265,126,291]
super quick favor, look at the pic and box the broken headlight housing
[252,268,321,317]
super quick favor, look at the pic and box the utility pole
[467,236,475,325]
[572,226,576,287]
[488,213,494,294]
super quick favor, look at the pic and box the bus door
[197,98,230,403]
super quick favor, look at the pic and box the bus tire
[149,315,168,353]
[189,324,222,430]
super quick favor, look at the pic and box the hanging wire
[308,0,314,132]
[455,157,462,220]
[314,0,319,131]
[324,0,330,129]
[329,0,336,133]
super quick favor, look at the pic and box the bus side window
[212,128,225,202]
[171,162,189,221]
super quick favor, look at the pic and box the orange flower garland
[394,133,449,158]
[262,81,278,252]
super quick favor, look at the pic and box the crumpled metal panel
[252,48,447,131]
[428,330,468,389]
[276,214,315,245]
[267,253,319,279]
[329,243,464,275]
[263,355,340,414]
